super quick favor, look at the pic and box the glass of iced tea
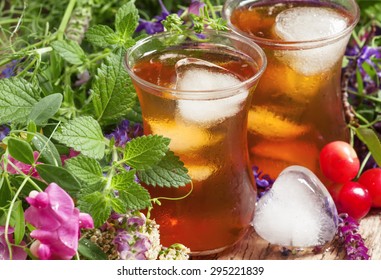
[223,0,360,181]
[125,30,266,255]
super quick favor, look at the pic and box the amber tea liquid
[225,0,359,180]
[130,42,263,254]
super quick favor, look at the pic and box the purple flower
[0,125,10,141]
[188,0,205,16]
[24,183,94,260]
[136,0,170,34]
[0,60,17,78]
[106,119,143,147]
[0,226,27,260]
[337,213,370,260]
[252,166,275,200]
[114,231,151,260]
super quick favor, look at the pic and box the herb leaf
[86,25,116,48]
[28,93,62,125]
[53,116,105,159]
[65,155,104,186]
[355,127,381,166]
[78,192,112,228]
[36,164,81,197]
[112,173,151,211]
[0,78,40,124]
[32,133,62,167]
[78,238,107,260]
[137,151,191,187]
[91,53,141,126]
[115,1,139,39]
[124,135,170,170]
[51,40,86,65]
[7,138,35,165]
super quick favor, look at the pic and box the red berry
[319,141,360,183]
[327,182,343,204]
[336,181,372,220]
[358,168,381,208]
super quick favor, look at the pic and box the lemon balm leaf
[137,151,191,188]
[0,78,40,124]
[123,135,170,170]
[53,116,105,159]
[91,53,141,125]
[51,40,86,65]
[115,1,139,39]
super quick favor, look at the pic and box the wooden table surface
[192,210,381,260]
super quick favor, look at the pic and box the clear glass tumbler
[223,0,360,182]
[125,30,266,255]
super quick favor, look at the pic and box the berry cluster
[319,141,381,220]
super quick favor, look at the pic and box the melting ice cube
[253,165,338,247]
[175,58,248,126]
[274,7,349,76]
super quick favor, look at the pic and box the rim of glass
[222,0,360,50]
[124,30,267,100]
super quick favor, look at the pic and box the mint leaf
[78,192,112,227]
[137,151,191,187]
[0,78,40,124]
[124,135,170,170]
[53,116,105,159]
[7,138,35,165]
[36,164,81,197]
[91,53,141,126]
[110,197,127,214]
[32,133,62,167]
[86,25,116,48]
[355,127,381,166]
[112,173,151,211]
[78,238,107,260]
[29,93,62,125]
[51,40,86,65]
[65,155,104,186]
[115,1,139,39]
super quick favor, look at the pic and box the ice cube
[274,7,349,76]
[253,165,338,247]
[186,164,217,182]
[175,58,248,126]
[148,118,223,153]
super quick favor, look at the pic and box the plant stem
[57,0,78,40]
[4,175,30,260]
[104,146,118,192]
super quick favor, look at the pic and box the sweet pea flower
[24,183,94,260]
[0,226,27,260]
[5,151,41,179]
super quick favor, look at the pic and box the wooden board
[192,210,381,260]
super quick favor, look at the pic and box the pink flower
[60,149,80,165]
[5,151,41,178]
[0,226,27,260]
[24,183,94,260]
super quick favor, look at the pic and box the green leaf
[115,1,139,39]
[91,53,141,126]
[53,116,105,159]
[124,135,170,170]
[27,121,37,142]
[51,40,86,65]
[7,138,35,165]
[65,155,104,186]
[137,151,191,187]
[28,93,62,125]
[86,25,116,48]
[78,238,107,260]
[355,127,381,166]
[0,176,12,208]
[0,78,40,124]
[32,133,62,167]
[112,173,151,211]
[78,192,112,227]
[110,197,127,214]
[12,200,25,245]
[35,164,81,197]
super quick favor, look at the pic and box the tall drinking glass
[223,0,360,181]
[125,30,266,255]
